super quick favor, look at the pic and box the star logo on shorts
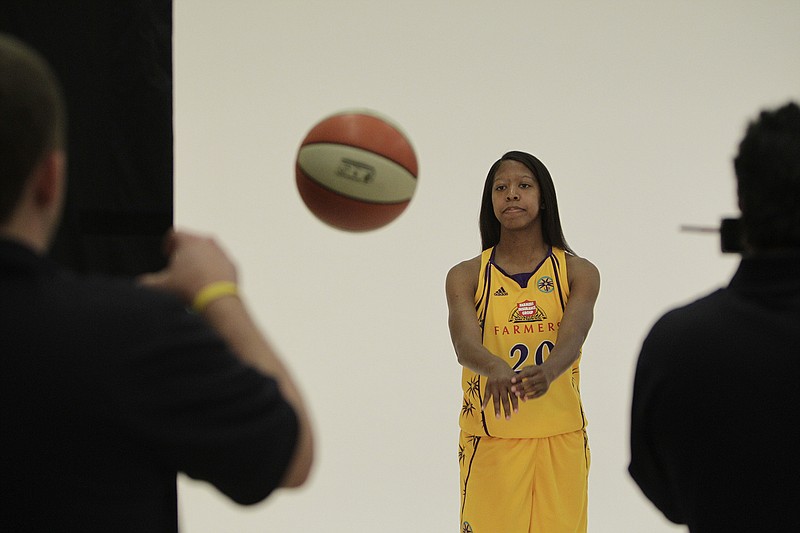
[461,397,476,418]
[466,376,481,398]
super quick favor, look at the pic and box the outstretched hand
[138,229,238,306]
[483,363,556,420]
[481,364,520,420]
[511,364,555,401]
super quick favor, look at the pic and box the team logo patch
[462,522,473,533]
[537,275,554,293]
[509,299,547,322]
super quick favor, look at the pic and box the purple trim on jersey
[488,246,553,288]
[477,258,493,437]
[509,271,534,287]
[550,253,567,312]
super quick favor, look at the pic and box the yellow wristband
[191,281,239,313]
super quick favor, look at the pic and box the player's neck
[494,230,548,274]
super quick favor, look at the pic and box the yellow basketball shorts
[458,429,590,533]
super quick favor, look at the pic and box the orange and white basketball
[295,109,418,232]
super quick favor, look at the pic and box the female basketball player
[445,151,600,533]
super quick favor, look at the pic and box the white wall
[171,1,800,531]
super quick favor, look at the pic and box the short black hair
[478,150,573,253]
[0,33,66,223]
[734,102,800,250]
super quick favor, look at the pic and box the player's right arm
[446,257,518,420]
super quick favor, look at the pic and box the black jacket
[0,239,298,532]
[630,251,800,532]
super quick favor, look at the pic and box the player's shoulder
[446,254,482,291]
[564,252,600,286]
[564,252,597,272]
[448,254,481,279]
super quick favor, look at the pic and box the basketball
[295,109,418,232]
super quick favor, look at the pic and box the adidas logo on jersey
[494,287,508,296]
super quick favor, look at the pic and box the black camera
[720,218,743,253]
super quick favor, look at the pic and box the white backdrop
[171,1,800,531]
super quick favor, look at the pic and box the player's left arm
[512,255,600,399]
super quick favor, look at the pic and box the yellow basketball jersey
[459,247,586,438]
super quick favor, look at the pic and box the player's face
[491,160,542,229]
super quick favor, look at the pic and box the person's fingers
[138,270,167,287]
[501,393,512,419]
[492,393,502,419]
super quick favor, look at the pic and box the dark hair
[734,102,800,250]
[478,150,573,253]
[0,33,66,223]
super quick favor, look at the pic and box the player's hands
[510,363,556,400]
[138,229,238,305]
[482,363,520,420]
